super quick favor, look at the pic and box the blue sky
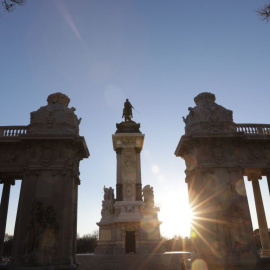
[1,0,270,238]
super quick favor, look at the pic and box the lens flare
[151,164,160,174]
[191,231,197,238]
[140,215,156,234]
[235,179,246,196]
[191,259,208,270]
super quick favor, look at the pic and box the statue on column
[142,185,154,209]
[122,99,134,122]
[101,186,115,216]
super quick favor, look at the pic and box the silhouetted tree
[163,235,192,252]
[76,231,98,254]
[256,3,270,22]
[2,0,26,12]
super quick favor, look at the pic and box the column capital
[116,147,122,154]
[245,169,262,182]
[247,173,262,182]
[0,179,15,186]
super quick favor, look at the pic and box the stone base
[115,121,141,133]
[76,253,190,270]
[260,249,270,259]
[7,264,76,270]
[206,261,270,270]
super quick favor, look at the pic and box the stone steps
[76,253,186,270]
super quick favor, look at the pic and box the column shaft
[136,150,141,184]
[116,148,123,201]
[0,181,12,260]
[135,148,142,201]
[267,172,270,197]
[252,179,270,252]
[116,149,122,184]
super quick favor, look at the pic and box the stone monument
[95,100,163,254]
[175,92,261,268]
[0,93,89,269]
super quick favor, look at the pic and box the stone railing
[0,126,28,136]
[236,124,270,135]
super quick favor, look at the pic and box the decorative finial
[194,92,216,106]
[47,93,70,107]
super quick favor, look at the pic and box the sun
[159,190,193,239]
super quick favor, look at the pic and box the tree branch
[256,3,270,22]
[2,0,26,12]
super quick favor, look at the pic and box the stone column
[248,173,270,258]
[116,148,123,201]
[266,170,270,197]
[0,179,15,262]
[135,148,142,201]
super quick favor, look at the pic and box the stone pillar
[266,170,270,197]
[0,179,15,262]
[9,93,89,269]
[135,147,142,201]
[248,173,270,258]
[116,148,123,201]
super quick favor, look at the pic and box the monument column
[135,148,142,201]
[116,148,123,201]
[0,179,15,262]
[248,172,270,257]
[96,99,164,254]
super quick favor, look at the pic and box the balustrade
[236,124,270,135]
[0,126,27,136]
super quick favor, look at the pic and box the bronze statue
[122,99,134,122]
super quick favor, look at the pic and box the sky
[0,0,270,239]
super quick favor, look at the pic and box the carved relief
[45,112,56,130]
[247,144,264,161]
[183,92,236,135]
[208,109,220,131]
[38,206,58,253]
[25,202,44,253]
[121,148,136,181]
[101,186,115,216]
[122,137,136,146]
[28,93,80,135]
[123,149,136,168]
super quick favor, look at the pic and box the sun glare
[159,191,193,238]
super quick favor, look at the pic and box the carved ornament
[28,93,80,135]
[0,178,15,185]
[47,92,70,107]
[122,137,136,145]
[183,92,236,135]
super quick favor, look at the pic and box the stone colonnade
[0,179,15,262]
[246,170,270,258]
